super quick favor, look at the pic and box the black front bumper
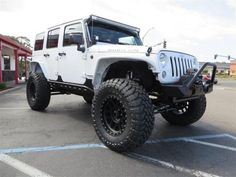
[161,62,217,98]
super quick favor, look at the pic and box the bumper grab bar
[186,62,217,89]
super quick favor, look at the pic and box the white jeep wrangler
[27,15,217,152]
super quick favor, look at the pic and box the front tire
[161,95,206,126]
[83,95,93,104]
[92,79,154,152]
[26,73,51,111]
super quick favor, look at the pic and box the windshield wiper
[96,39,113,44]
[117,42,131,45]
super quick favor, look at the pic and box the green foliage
[8,36,32,49]
[202,69,208,74]
[217,72,228,76]
[216,74,236,80]
[0,83,6,90]
[18,59,26,78]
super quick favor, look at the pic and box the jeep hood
[88,44,160,54]
[88,44,196,60]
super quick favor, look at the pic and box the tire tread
[92,78,154,152]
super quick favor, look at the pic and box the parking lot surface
[0,81,236,177]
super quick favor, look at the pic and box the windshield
[88,21,142,46]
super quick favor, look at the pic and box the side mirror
[77,44,85,52]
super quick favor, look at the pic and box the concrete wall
[1,46,16,82]
[2,46,15,71]
[1,57,3,71]
[10,55,15,70]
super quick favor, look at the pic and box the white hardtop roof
[48,18,83,30]
[47,15,140,32]
[89,15,140,32]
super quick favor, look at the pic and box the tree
[8,36,32,49]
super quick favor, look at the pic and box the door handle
[44,54,50,57]
[58,52,66,56]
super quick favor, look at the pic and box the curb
[0,84,25,96]
[214,86,236,92]
[224,88,236,92]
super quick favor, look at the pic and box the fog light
[162,71,167,78]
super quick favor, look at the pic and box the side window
[47,28,60,48]
[63,23,84,46]
[34,33,44,51]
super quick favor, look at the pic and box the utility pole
[163,40,167,48]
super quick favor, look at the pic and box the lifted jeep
[27,15,216,152]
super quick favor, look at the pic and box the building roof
[230,60,236,64]
[0,34,32,56]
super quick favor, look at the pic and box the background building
[0,34,32,84]
[230,60,236,76]
[199,62,230,75]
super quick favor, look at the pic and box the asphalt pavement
[0,81,235,177]
[216,79,236,89]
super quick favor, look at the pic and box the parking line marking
[127,153,221,177]
[146,134,228,144]
[184,139,236,152]
[0,108,29,110]
[0,134,235,155]
[3,93,24,95]
[214,86,224,90]
[225,134,236,140]
[0,154,53,177]
[0,108,75,111]
[214,86,236,92]
[0,134,233,155]
[0,143,107,154]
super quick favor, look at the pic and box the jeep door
[57,22,86,84]
[44,28,60,80]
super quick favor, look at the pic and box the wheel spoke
[173,101,191,115]
[101,97,127,136]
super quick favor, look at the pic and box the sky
[0,0,236,62]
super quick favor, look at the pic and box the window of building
[63,23,84,46]
[34,33,44,51]
[3,55,10,70]
[47,28,60,48]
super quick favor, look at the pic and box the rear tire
[92,79,154,152]
[161,95,206,126]
[26,73,51,111]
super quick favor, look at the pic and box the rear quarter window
[34,33,44,51]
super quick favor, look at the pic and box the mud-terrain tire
[161,95,206,126]
[92,79,154,152]
[83,95,93,104]
[26,73,51,111]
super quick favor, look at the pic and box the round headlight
[159,53,167,66]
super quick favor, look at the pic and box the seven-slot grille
[169,57,194,77]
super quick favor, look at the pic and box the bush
[216,74,236,80]
[0,83,6,90]
[202,70,208,74]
